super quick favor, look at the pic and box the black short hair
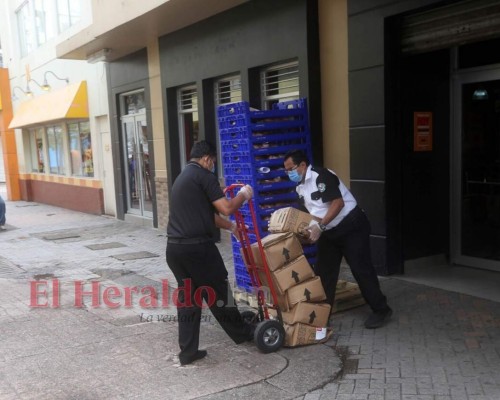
[284,149,309,166]
[190,140,217,159]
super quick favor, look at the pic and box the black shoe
[179,350,207,366]
[364,307,393,329]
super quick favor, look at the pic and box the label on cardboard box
[273,255,315,293]
[286,276,327,307]
[284,323,332,347]
[282,302,331,327]
[269,207,317,235]
[250,232,303,271]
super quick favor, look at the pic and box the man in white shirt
[284,150,392,329]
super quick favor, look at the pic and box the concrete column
[318,0,350,185]
[147,39,169,229]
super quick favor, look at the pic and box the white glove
[227,222,249,242]
[237,185,253,203]
[307,220,323,243]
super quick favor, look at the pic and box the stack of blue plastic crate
[217,98,316,292]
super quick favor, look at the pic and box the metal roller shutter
[401,0,500,54]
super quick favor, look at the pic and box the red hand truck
[225,183,286,353]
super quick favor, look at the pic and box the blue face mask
[288,169,303,183]
[210,163,216,174]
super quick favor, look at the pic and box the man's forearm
[215,213,233,230]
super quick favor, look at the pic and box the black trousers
[316,206,388,312]
[166,241,251,363]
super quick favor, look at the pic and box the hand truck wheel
[254,320,285,353]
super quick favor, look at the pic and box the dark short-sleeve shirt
[167,161,224,241]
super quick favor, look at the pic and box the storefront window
[69,121,93,177]
[29,128,45,173]
[47,125,65,174]
[124,92,146,115]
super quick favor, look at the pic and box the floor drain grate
[111,251,159,261]
[86,242,127,250]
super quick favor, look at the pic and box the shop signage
[413,111,433,152]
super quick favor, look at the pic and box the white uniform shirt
[296,165,357,229]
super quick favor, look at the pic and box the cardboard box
[249,255,313,295]
[273,255,315,293]
[255,270,290,311]
[286,276,327,307]
[284,323,333,347]
[269,207,317,235]
[282,302,331,327]
[250,232,303,271]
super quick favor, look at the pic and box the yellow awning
[9,81,89,129]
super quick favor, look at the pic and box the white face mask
[205,157,215,173]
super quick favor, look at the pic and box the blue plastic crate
[272,98,307,110]
[235,275,253,292]
[223,151,252,165]
[254,167,287,180]
[302,244,317,256]
[218,114,249,130]
[251,119,308,133]
[250,107,306,121]
[224,175,254,187]
[251,132,309,144]
[235,264,250,279]
[221,139,251,153]
[256,191,299,203]
[217,101,250,118]
[254,158,286,168]
[231,232,258,247]
[223,164,252,176]
[256,180,297,192]
[219,127,251,141]
[253,143,309,157]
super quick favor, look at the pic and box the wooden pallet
[331,280,365,314]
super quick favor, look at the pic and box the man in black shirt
[166,140,254,366]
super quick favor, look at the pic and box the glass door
[452,68,500,271]
[122,114,152,218]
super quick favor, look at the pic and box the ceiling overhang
[56,0,249,62]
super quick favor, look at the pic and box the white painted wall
[0,0,115,215]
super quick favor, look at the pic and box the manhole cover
[111,251,159,261]
[42,233,81,241]
[86,242,127,250]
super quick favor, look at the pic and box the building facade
[0,0,116,215]
[349,0,500,274]
[56,0,349,231]
[5,0,498,276]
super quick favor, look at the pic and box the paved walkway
[0,195,499,399]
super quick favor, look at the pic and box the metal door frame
[121,113,152,218]
[451,63,500,271]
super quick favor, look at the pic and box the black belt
[328,205,362,231]
[167,237,211,245]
